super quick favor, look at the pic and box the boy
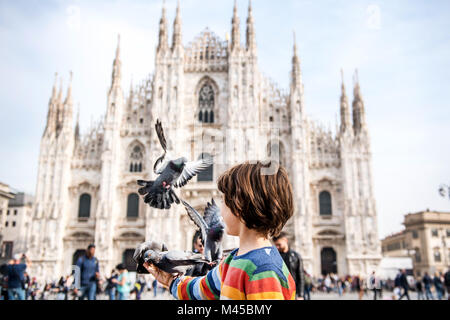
[145,161,296,300]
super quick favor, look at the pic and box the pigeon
[143,249,210,277]
[181,198,225,263]
[133,240,168,274]
[137,119,214,210]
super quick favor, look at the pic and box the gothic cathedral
[28,1,381,281]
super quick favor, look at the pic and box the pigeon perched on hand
[137,119,213,210]
[181,198,225,264]
[143,249,210,277]
[133,240,168,274]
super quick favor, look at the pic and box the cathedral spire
[74,104,80,141]
[110,35,122,93]
[127,77,134,109]
[352,69,366,134]
[64,71,73,106]
[44,73,59,136]
[246,0,256,53]
[289,32,305,119]
[50,72,58,103]
[172,0,182,50]
[340,69,351,134]
[291,31,302,89]
[158,0,169,52]
[57,76,63,104]
[231,0,241,51]
[55,76,64,135]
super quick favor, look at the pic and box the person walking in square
[74,244,100,300]
[444,268,450,300]
[113,264,131,300]
[105,269,118,300]
[303,269,312,300]
[369,271,381,300]
[273,232,305,300]
[422,272,434,300]
[398,269,410,300]
[6,253,30,300]
[415,277,424,300]
[433,272,444,300]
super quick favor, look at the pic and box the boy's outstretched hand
[143,262,177,288]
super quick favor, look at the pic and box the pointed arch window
[129,145,144,173]
[319,191,332,216]
[197,153,213,182]
[198,83,215,124]
[127,193,139,218]
[78,194,91,218]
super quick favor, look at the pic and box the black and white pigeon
[137,119,213,210]
[143,249,210,277]
[181,198,225,264]
[133,240,168,274]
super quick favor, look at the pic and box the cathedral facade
[28,2,381,281]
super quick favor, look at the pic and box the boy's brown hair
[217,161,294,238]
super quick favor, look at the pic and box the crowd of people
[393,269,450,300]
[292,269,450,300]
[1,241,450,300]
[0,245,168,300]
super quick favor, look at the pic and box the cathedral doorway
[122,249,137,272]
[321,247,337,276]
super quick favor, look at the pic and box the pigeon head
[170,157,187,172]
[143,249,163,264]
[209,224,225,242]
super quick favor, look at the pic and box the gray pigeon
[143,249,210,277]
[133,240,168,274]
[137,119,213,210]
[181,198,225,264]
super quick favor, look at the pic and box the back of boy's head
[217,161,294,238]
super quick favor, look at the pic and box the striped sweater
[169,246,296,300]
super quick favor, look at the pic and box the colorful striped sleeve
[170,262,223,300]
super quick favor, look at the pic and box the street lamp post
[405,242,416,276]
[441,229,448,268]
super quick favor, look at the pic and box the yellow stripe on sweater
[221,285,246,300]
[246,291,285,300]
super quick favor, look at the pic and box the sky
[0,0,449,239]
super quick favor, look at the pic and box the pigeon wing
[137,180,154,196]
[174,157,213,188]
[203,198,222,226]
[181,200,208,243]
[165,250,209,265]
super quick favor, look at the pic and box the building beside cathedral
[28,1,381,281]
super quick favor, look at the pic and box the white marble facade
[28,2,381,282]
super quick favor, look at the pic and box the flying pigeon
[137,119,214,210]
[142,249,210,277]
[133,240,168,274]
[181,198,225,264]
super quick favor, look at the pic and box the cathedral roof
[185,28,228,72]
